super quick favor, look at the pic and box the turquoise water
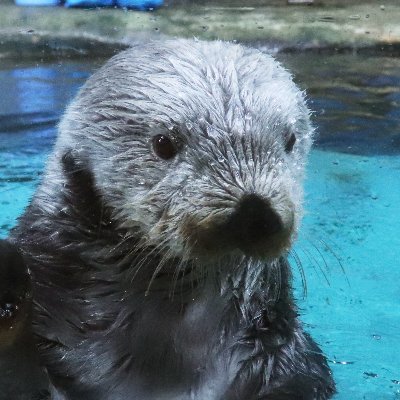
[0,55,399,398]
[299,151,400,399]
[284,54,400,399]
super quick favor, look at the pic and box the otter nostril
[228,194,283,245]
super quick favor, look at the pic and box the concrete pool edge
[0,1,399,60]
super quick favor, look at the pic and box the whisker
[169,257,185,300]
[145,246,175,296]
[130,238,170,284]
[298,231,350,287]
[298,244,331,287]
[317,238,349,286]
[289,249,307,299]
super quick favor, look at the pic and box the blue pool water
[0,54,399,399]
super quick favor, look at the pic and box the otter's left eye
[285,133,296,153]
[152,134,177,160]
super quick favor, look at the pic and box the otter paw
[0,298,19,320]
[0,240,31,346]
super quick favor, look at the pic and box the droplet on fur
[218,156,225,163]
[138,180,145,185]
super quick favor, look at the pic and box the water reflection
[0,63,92,135]
[0,62,95,235]
[278,54,400,155]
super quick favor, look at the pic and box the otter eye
[152,134,177,160]
[285,133,296,153]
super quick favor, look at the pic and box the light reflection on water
[0,54,399,399]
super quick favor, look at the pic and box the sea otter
[7,39,335,399]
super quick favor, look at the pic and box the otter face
[57,40,313,262]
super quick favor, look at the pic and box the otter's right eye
[152,135,177,160]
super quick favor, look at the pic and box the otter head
[56,40,313,264]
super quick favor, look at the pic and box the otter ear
[61,149,86,175]
[60,150,114,230]
[60,150,105,228]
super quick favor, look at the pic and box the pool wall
[0,0,399,61]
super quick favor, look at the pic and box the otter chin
[9,39,335,399]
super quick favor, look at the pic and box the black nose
[227,194,283,246]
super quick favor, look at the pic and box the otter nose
[227,194,283,245]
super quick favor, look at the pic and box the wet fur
[10,40,335,399]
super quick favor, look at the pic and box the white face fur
[52,39,313,263]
